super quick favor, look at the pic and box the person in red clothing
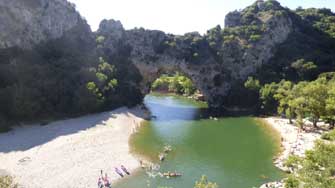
[104,173,111,188]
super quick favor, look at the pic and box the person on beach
[104,173,111,188]
[121,165,130,175]
[98,170,105,188]
[98,177,104,188]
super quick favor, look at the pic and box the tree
[274,80,294,123]
[182,78,196,95]
[302,78,328,128]
[261,75,335,130]
[87,57,118,102]
[244,77,261,91]
[324,81,335,129]
[168,75,182,94]
[289,82,308,130]
[151,73,196,96]
[291,59,317,80]
[259,82,279,114]
[194,176,218,188]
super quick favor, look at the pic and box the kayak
[115,168,124,177]
[121,165,130,175]
[163,172,182,178]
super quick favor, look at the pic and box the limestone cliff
[97,0,295,111]
[0,0,88,49]
[1,0,335,125]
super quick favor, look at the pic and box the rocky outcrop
[0,0,99,127]
[233,12,293,80]
[97,0,294,110]
[98,19,125,40]
[0,0,88,49]
[1,0,333,119]
[225,11,242,28]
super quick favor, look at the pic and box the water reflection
[144,94,205,121]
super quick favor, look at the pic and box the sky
[68,0,335,35]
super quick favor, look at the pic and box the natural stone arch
[133,57,210,99]
[130,53,231,110]
[98,10,294,112]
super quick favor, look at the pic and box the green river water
[115,94,283,188]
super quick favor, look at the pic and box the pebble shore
[0,106,146,188]
[259,117,322,188]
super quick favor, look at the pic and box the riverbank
[0,106,147,188]
[260,117,322,188]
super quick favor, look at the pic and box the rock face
[98,19,125,40]
[0,0,87,49]
[97,0,294,111]
[0,0,99,127]
[1,0,334,118]
[225,11,242,28]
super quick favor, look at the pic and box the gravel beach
[0,106,146,188]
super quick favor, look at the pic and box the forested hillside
[245,6,335,115]
[0,0,143,131]
[1,0,335,131]
[256,7,335,84]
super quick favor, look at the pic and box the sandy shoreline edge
[0,110,323,188]
[260,117,322,188]
[0,106,147,188]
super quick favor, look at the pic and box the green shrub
[321,129,335,141]
[0,176,18,188]
[284,155,302,168]
[249,34,262,42]
[284,175,299,188]
[151,73,196,96]
[223,35,236,43]
[96,35,105,44]
[285,141,335,188]
[244,77,261,91]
